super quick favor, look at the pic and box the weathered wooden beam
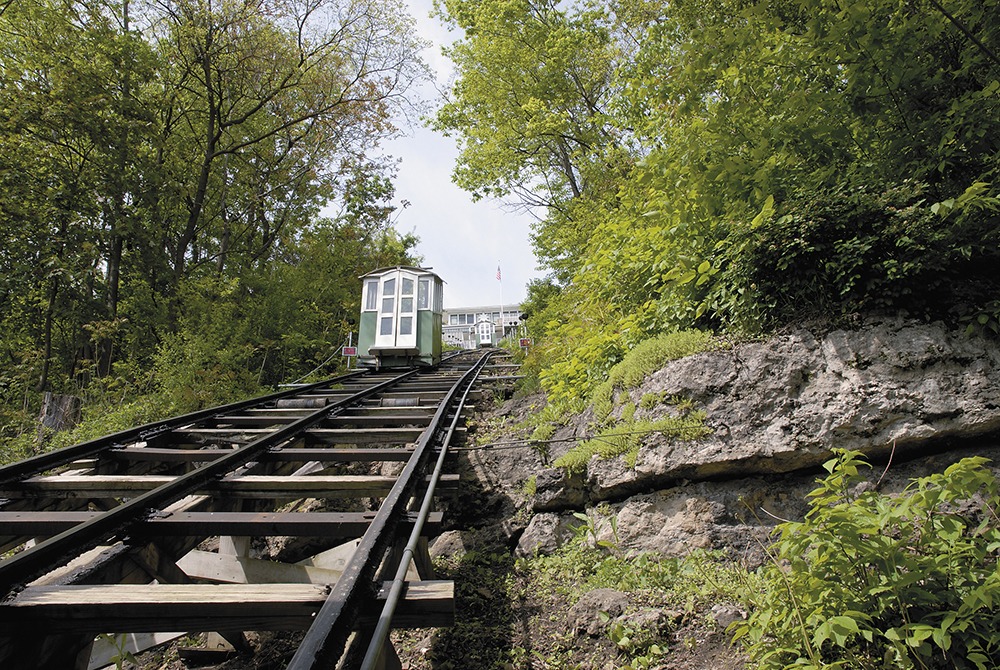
[207,415,431,429]
[0,581,454,633]
[171,427,427,444]
[303,428,425,444]
[266,448,416,462]
[177,550,345,585]
[328,416,431,427]
[3,474,459,500]
[108,445,416,464]
[0,511,443,537]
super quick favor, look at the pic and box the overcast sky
[376,0,546,309]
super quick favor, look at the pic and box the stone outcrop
[473,316,1000,559]
[588,316,1000,501]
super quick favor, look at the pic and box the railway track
[0,349,509,670]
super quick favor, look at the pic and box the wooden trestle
[0,351,505,670]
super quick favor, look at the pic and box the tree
[433,0,633,280]
[150,0,427,283]
[434,0,1000,404]
[0,0,430,424]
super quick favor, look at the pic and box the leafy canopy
[436,0,1000,405]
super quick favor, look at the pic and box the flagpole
[497,262,504,341]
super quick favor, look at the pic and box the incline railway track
[0,349,510,670]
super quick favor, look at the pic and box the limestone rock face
[476,317,1000,559]
[586,317,1000,501]
[515,512,578,557]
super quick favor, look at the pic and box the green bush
[719,181,1000,330]
[734,450,1000,669]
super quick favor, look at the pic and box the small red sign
[519,338,532,347]
[342,346,358,356]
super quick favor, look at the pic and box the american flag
[496,265,501,281]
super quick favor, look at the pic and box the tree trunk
[37,392,82,432]
[35,277,59,393]
[35,391,82,449]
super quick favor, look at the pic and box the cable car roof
[359,266,444,282]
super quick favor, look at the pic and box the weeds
[592,330,713,422]
[552,414,710,473]
[733,449,1000,669]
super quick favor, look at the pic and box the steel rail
[0,369,420,596]
[359,352,492,669]
[0,371,372,485]
[285,352,492,670]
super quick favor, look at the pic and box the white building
[442,304,523,348]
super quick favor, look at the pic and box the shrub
[733,450,1000,669]
[719,181,1000,330]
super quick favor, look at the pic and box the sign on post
[342,346,358,356]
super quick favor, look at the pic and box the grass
[592,330,713,422]
[552,413,711,473]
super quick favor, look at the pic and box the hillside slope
[427,316,1000,669]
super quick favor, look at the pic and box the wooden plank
[298,540,360,571]
[173,427,426,444]
[266,448,415,462]
[327,416,431,427]
[108,447,415,463]
[209,415,430,428]
[177,550,344,585]
[342,407,436,415]
[0,581,454,633]
[3,475,459,500]
[304,428,425,444]
[0,511,443,537]
[108,447,237,463]
[376,391,446,399]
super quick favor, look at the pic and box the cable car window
[381,297,394,314]
[418,280,429,309]
[401,278,414,295]
[383,278,395,294]
[380,317,393,335]
[401,297,413,312]
[400,317,413,335]
[449,314,458,325]
[364,280,378,311]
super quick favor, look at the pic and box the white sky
[378,0,545,309]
